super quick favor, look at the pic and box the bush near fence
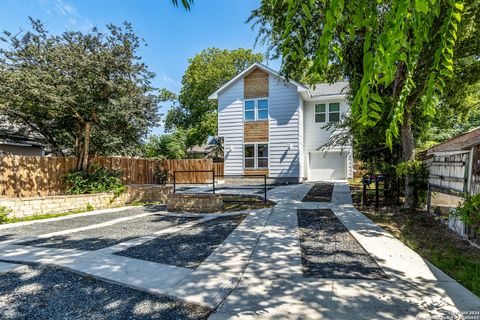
[0,155,224,198]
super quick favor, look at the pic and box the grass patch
[222,195,275,212]
[359,206,480,297]
[4,208,92,224]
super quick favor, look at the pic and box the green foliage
[164,48,263,146]
[144,130,187,159]
[153,166,170,185]
[250,0,465,148]
[86,203,94,212]
[0,19,160,166]
[396,160,429,205]
[0,206,12,224]
[453,193,480,233]
[63,165,125,196]
[171,0,194,10]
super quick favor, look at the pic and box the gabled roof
[208,62,349,101]
[208,62,309,100]
[308,82,349,97]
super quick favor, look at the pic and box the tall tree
[164,48,263,147]
[250,0,466,208]
[0,19,159,171]
[143,130,187,159]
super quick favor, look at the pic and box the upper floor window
[315,102,340,123]
[329,103,340,122]
[245,99,269,121]
[315,104,326,123]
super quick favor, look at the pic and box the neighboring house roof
[0,116,44,148]
[208,62,349,100]
[187,137,221,156]
[187,144,214,154]
[424,126,480,156]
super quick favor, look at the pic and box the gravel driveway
[297,209,387,279]
[116,214,247,268]
[0,262,211,320]
[18,214,199,251]
[0,206,159,241]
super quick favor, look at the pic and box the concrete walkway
[0,183,479,319]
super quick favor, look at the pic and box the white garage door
[308,152,346,180]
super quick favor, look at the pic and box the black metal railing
[172,171,268,203]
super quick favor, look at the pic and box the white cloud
[37,0,93,31]
[158,73,181,88]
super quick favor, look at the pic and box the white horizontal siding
[268,75,300,178]
[303,99,353,179]
[218,79,244,176]
[299,98,305,179]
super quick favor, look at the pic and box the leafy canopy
[251,0,464,149]
[143,130,187,159]
[0,18,159,162]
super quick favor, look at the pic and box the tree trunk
[80,122,91,173]
[400,109,416,209]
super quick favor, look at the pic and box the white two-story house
[209,63,353,182]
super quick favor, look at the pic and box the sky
[0,0,280,135]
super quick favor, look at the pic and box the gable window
[244,100,255,121]
[315,104,326,123]
[244,99,269,121]
[329,103,340,122]
[257,99,269,120]
[244,143,269,169]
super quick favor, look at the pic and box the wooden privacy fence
[0,155,224,198]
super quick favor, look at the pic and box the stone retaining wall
[166,193,222,213]
[0,185,172,218]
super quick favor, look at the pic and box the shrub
[0,206,12,224]
[153,166,170,185]
[63,165,125,196]
[452,193,480,237]
[396,160,429,206]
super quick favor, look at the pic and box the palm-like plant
[171,0,193,10]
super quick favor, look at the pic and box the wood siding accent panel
[244,68,269,99]
[244,121,269,143]
[244,169,269,176]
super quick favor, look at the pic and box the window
[244,144,255,168]
[244,99,268,121]
[244,143,269,169]
[244,100,255,121]
[315,102,341,122]
[257,99,269,120]
[257,144,268,168]
[329,103,340,122]
[315,104,326,123]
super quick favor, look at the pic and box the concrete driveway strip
[209,182,480,319]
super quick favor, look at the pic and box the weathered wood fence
[0,155,224,198]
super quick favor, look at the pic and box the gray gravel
[116,214,247,269]
[0,262,211,320]
[302,183,334,202]
[297,209,387,279]
[18,215,198,251]
[0,206,163,241]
